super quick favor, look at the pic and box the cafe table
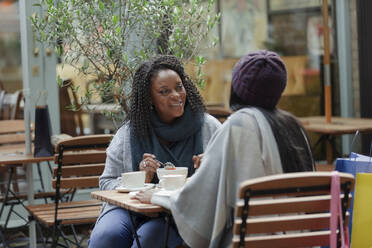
[298,116,372,166]
[0,144,53,248]
[91,190,171,248]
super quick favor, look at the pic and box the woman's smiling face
[150,69,187,124]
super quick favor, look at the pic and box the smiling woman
[150,69,187,124]
[88,55,221,248]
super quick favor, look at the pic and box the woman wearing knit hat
[135,50,314,248]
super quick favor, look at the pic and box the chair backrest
[232,171,354,248]
[0,120,28,146]
[0,90,23,120]
[0,90,5,111]
[0,120,32,196]
[59,80,84,136]
[52,134,113,192]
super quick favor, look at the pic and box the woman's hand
[133,189,156,204]
[193,153,204,169]
[139,153,161,183]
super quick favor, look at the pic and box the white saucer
[116,183,155,193]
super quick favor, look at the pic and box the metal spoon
[155,160,175,169]
[155,159,165,167]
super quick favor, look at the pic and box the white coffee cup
[121,171,145,188]
[157,167,188,181]
[159,174,186,191]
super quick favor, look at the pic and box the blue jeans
[88,208,183,248]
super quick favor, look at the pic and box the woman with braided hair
[89,55,221,248]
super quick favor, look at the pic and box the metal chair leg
[0,227,9,248]
[0,167,14,220]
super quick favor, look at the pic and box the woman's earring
[150,105,154,110]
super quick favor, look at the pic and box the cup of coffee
[121,171,145,188]
[159,174,186,191]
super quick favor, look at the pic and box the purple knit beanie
[231,50,287,109]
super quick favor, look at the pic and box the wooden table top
[298,116,372,135]
[91,190,165,215]
[0,144,53,165]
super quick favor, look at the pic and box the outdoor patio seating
[26,134,112,247]
[0,120,61,247]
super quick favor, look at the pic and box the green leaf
[57,75,63,86]
[112,15,118,25]
[82,59,89,71]
[99,1,104,11]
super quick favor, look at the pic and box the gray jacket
[98,113,221,217]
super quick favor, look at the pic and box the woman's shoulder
[203,112,222,126]
[226,108,260,126]
[115,122,130,136]
[108,122,131,147]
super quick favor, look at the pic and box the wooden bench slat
[232,230,330,248]
[234,213,336,234]
[54,151,107,165]
[0,120,25,134]
[0,133,26,145]
[52,176,100,189]
[53,164,105,177]
[236,194,351,216]
[54,135,113,152]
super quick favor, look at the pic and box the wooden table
[91,190,165,216]
[0,145,53,164]
[0,145,53,248]
[298,116,372,165]
[91,190,168,248]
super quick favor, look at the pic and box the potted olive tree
[31,0,219,127]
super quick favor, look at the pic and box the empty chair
[0,120,57,231]
[233,171,354,248]
[26,134,112,247]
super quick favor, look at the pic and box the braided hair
[128,55,206,137]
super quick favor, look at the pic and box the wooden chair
[0,120,59,230]
[26,134,112,247]
[232,171,354,248]
[0,90,23,120]
[59,80,84,136]
[0,120,33,229]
